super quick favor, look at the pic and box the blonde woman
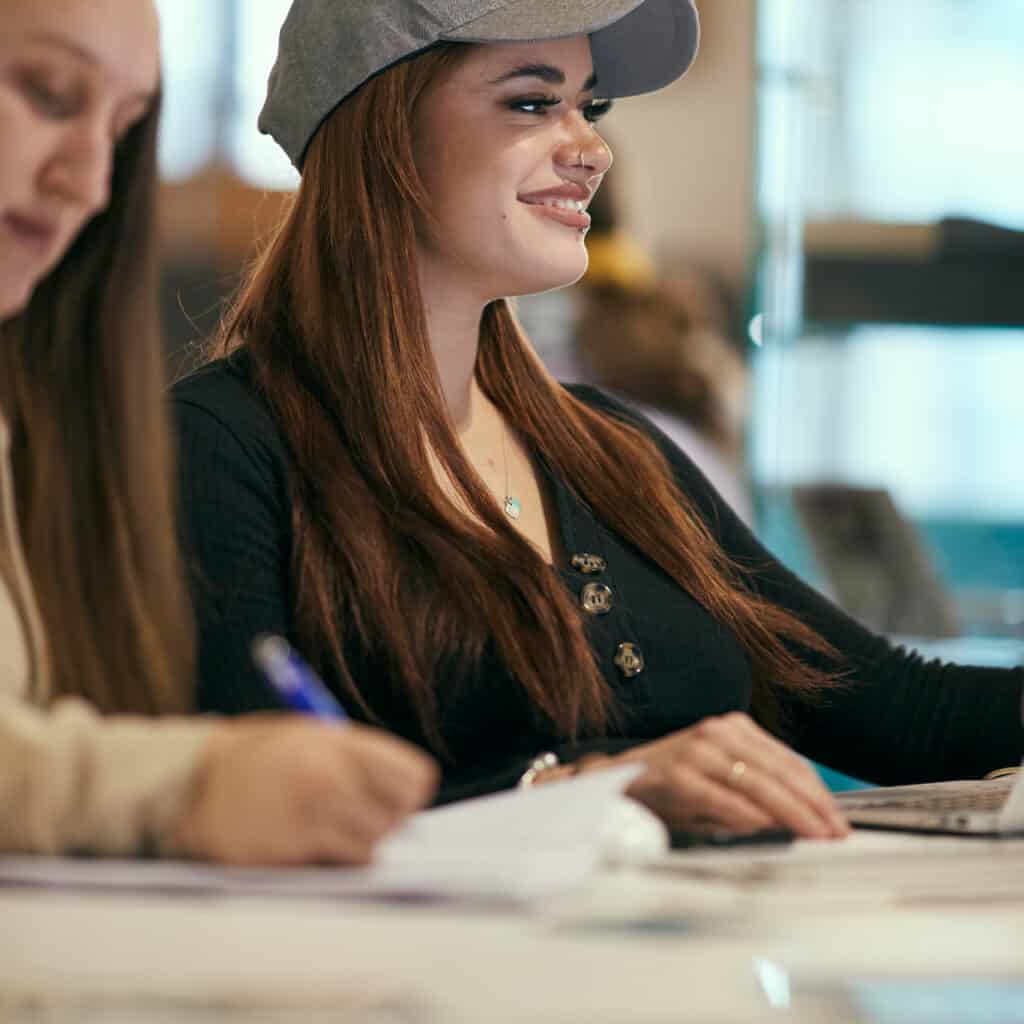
[0,0,436,863]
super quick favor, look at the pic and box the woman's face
[412,36,614,305]
[0,0,159,319]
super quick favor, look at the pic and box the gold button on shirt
[580,582,614,615]
[571,553,608,575]
[614,642,645,679]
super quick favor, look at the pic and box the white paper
[0,764,644,904]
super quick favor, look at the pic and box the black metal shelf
[805,254,1024,328]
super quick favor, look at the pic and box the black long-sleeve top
[171,353,1024,801]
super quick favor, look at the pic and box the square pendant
[504,496,522,520]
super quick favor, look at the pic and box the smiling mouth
[522,197,588,213]
[519,197,591,230]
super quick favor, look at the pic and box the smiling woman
[172,0,1023,842]
[0,0,437,862]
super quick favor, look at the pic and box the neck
[419,263,488,429]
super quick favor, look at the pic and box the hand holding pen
[172,635,438,866]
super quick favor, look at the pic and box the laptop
[838,766,1024,836]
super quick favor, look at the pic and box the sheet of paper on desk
[0,763,644,904]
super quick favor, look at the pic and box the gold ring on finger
[729,760,748,784]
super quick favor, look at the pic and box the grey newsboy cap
[260,0,700,168]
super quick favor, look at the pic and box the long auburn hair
[212,45,840,758]
[0,97,195,715]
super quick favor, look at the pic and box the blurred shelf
[159,163,291,263]
[803,219,1024,327]
[805,255,1024,327]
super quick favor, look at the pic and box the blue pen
[251,634,350,721]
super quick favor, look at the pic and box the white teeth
[540,201,589,216]
[533,198,586,212]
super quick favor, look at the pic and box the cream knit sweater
[0,413,215,855]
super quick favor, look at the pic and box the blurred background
[155,0,1024,658]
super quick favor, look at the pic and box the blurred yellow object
[584,232,657,291]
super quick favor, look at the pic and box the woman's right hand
[175,719,439,865]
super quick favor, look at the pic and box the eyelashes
[20,74,80,119]
[583,99,614,123]
[17,66,149,146]
[17,64,98,128]
[507,96,615,123]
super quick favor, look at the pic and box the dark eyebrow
[28,31,101,68]
[490,63,599,93]
[26,31,157,105]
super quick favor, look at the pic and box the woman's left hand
[607,712,850,840]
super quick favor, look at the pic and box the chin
[0,277,33,322]
[504,254,589,298]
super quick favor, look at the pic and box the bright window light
[231,0,299,190]
[154,0,222,180]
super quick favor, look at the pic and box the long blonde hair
[0,99,195,714]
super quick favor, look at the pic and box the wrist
[170,724,234,858]
[532,764,578,785]
[518,752,561,787]
[517,751,615,787]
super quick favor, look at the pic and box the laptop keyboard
[861,790,1007,813]
[839,775,1016,814]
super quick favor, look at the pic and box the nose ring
[577,148,586,168]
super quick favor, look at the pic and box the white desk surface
[2,831,1023,1023]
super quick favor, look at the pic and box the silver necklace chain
[500,419,522,520]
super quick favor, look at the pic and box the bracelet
[518,752,614,788]
[518,752,561,788]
